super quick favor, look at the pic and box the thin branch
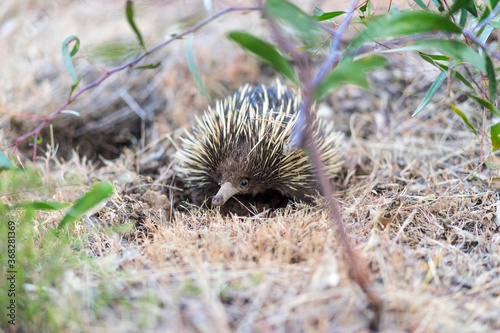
[10,5,262,159]
[463,64,483,93]
[293,0,359,148]
[473,3,500,32]
[462,29,500,60]
[266,0,383,330]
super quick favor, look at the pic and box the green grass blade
[413,71,447,116]
[228,31,298,85]
[58,182,113,230]
[17,202,70,210]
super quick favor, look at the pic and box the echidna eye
[217,175,222,185]
[240,179,248,187]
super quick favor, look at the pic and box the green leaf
[450,103,477,135]
[0,149,13,169]
[432,0,445,11]
[313,7,324,16]
[18,201,70,210]
[485,54,497,101]
[413,39,486,72]
[135,62,161,70]
[479,6,491,23]
[479,25,495,57]
[266,0,320,42]
[491,123,500,151]
[58,182,113,230]
[359,1,369,18]
[186,35,210,101]
[451,71,475,91]
[126,0,146,51]
[417,51,476,90]
[89,42,142,64]
[413,71,447,116]
[347,12,461,52]
[228,31,298,84]
[413,0,427,10]
[29,135,43,144]
[314,10,345,21]
[417,52,449,62]
[465,92,500,117]
[69,76,81,99]
[390,6,400,14]
[459,8,467,28]
[489,0,500,9]
[417,52,475,91]
[314,55,387,100]
[448,0,478,17]
[62,35,80,84]
[490,22,500,28]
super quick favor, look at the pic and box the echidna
[175,82,344,209]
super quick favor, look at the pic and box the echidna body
[176,82,344,208]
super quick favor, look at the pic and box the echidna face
[176,83,345,211]
[212,148,270,206]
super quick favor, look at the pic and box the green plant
[0,163,113,331]
[226,0,500,158]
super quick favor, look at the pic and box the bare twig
[10,5,262,161]
[473,3,500,32]
[462,29,500,60]
[292,0,359,148]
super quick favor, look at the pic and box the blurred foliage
[224,0,500,152]
[0,165,113,331]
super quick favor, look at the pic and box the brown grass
[1,0,500,332]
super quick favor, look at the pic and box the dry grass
[1,1,500,332]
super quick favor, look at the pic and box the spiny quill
[176,82,344,209]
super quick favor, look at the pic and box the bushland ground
[1,1,499,332]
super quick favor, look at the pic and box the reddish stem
[267,0,383,329]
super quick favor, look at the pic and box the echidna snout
[212,182,240,206]
[212,165,260,206]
